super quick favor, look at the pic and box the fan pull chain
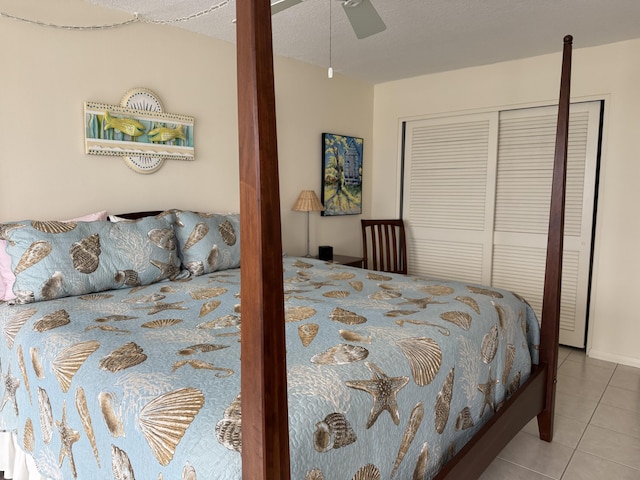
[328,0,334,78]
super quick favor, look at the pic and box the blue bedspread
[0,257,540,479]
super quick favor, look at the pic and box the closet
[402,101,602,347]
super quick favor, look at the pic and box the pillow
[174,211,240,276]
[0,214,180,304]
[0,243,11,300]
[0,211,108,301]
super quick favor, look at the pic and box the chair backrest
[361,219,408,274]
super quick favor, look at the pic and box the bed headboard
[113,211,163,220]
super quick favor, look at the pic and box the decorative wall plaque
[84,88,195,174]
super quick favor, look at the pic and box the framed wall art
[321,133,363,216]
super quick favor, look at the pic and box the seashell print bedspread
[0,257,540,479]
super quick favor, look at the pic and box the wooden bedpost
[537,34,573,442]
[236,0,291,478]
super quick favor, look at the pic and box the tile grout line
[558,351,616,479]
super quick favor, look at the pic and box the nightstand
[329,255,363,268]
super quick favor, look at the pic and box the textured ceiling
[85,0,640,83]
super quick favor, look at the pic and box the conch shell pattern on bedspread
[0,255,540,479]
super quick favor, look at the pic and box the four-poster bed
[0,0,572,477]
[234,0,570,477]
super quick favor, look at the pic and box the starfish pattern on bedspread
[56,401,80,478]
[1,364,20,416]
[478,366,498,417]
[346,362,409,429]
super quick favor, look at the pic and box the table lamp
[292,190,324,257]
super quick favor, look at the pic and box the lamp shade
[292,190,324,212]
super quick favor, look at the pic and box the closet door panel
[403,113,498,284]
[493,103,599,347]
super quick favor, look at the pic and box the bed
[0,1,572,477]
[1,222,539,479]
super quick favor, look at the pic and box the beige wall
[0,0,373,257]
[372,39,640,367]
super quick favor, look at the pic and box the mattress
[0,256,540,479]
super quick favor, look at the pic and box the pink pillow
[0,211,108,301]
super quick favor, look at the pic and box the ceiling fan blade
[271,0,303,15]
[342,0,386,39]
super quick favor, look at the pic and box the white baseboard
[587,349,640,369]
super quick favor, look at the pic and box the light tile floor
[479,347,640,479]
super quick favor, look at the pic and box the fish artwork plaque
[84,88,195,173]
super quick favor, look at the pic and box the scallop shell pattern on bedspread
[323,290,351,298]
[14,241,52,275]
[366,272,392,281]
[70,234,101,274]
[352,464,381,480]
[396,337,442,386]
[306,469,325,480]
[466,285,503,298]
[285,306,317,322]
[313,412,357,452]
[141,319,183,329]
[111,444,135,480]
[99,342,147,372]
[138,387,205,466]
[434,368,455,434]
[454,295,481,314]
[439,311,472,331]
[190,287,227,300]
[215,394,242,453]
[199,300,222,318]
[420,285,454,296]
[330,271,356,280]
[31,220,77,234]
[218,220,237,246]
[349,280,363,291]
[197,314,239,329]
[52,340,100,392]
[311,344,369,365]
[4,307,36,349]
[329,307,367,325]
[33,309,70,332]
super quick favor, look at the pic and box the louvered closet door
[492,103,600,347]
[403,102,600,347]
[403,113,499,284]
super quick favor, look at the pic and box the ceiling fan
[272,0,386,39]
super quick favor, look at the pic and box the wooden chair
[361,219,408,274]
